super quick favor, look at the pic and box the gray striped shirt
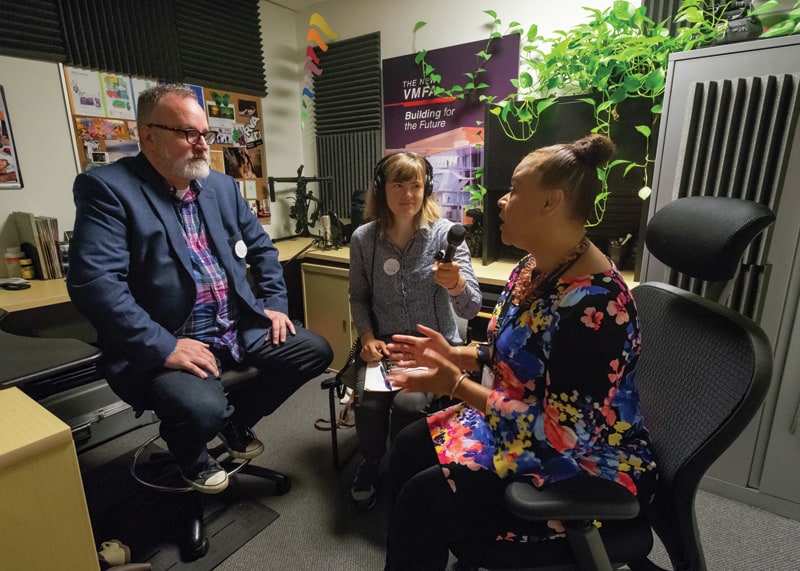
[349,218,481,345]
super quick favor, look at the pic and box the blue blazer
[67,153,285,387]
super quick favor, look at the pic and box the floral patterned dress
[426,256,657,541]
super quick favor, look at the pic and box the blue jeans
[125,326,332,472]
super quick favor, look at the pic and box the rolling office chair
[451,196,776,571]
[131,363,291,561]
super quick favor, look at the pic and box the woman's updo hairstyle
[528,134,616,223]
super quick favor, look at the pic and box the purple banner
[382,35,519,223]
[382,34,519,150]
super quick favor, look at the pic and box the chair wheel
[181,537,209,561]
[274,473,291,494]
[181,518,208,561]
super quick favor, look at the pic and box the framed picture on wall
[0,85,23,189]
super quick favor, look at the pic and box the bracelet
[447,277,465,296]
[450,372,469,400]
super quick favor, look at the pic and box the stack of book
[11,211,65,279]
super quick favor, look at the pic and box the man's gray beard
[157,147,210,182]
[174,155,210,181]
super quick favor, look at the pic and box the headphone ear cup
[373,156,388,199]
[423,158,434,197]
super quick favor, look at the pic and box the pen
[379,361,392,390]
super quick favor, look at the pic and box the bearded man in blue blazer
[67,85,332,494]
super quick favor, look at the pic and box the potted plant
[414,0,724,227]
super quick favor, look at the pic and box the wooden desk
[0,279,71,313]
[0,388,99,570]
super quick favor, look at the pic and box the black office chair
[131,364,291,561]
[451,196,775,571]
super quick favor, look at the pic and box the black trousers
[385,418,517,571]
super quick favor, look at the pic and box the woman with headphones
[347,151,481,510]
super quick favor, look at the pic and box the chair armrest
[505,477,640,522]
[320,376,339,390]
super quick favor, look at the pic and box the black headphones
[372,152,434,199]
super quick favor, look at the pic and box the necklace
[511,237,590,307]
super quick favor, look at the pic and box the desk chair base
[131,434,290,561]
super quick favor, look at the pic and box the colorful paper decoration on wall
[302,13,338,130]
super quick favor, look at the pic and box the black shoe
[219,421,264,460]
[350,460,379,511]
[181,456,229,494]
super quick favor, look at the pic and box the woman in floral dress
[383,134,658,570]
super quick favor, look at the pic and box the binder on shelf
[11,211,64,280]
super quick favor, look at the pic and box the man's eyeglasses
[147,123,218,145]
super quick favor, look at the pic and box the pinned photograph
[0,85,23,188]
[238,99,258,118]
[210,150,225,173]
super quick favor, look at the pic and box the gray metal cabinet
[641,35,800,520]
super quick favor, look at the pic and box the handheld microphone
[435,223,466,263]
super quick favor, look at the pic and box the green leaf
[414,51,426,65]
[612,0,635,20]
[517,107,533,123]
[536,98,556,114]
[623,75,641,93]
[484,10,497,18]
[610,88,628,104]
[761,19,797,37]
[413,21,427,32]
[430,73,442,83]
[527,24,539,42]
[638,186,652,200]
[518,71,533,88]
[635,125,651,138]
[749,0,780,17]
[644,68,666,92]
[651,104,663,114]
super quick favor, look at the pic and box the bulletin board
[61,65,270,221]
